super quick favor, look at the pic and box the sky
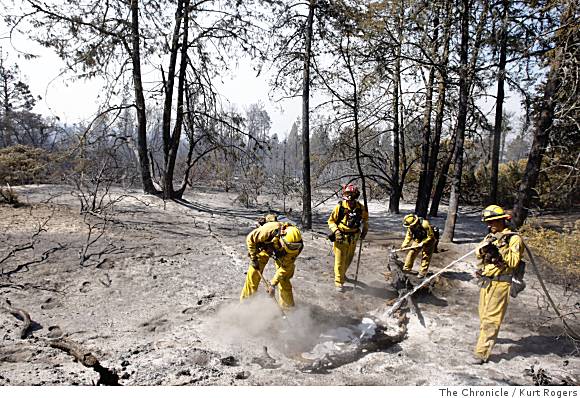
[2,28,524,141]
[2,32,303,139]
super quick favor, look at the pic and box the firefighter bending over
[401,214,437,278]
[327,184,369,293]
[470,204,524,365]
[240,217,303,309]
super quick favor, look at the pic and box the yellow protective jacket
[246,221,286,261]
[475,229,524,278]
[402,218,435,248]
[327,200,369,236]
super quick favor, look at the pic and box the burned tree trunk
[301,0,315,230]
[489,0,509,204]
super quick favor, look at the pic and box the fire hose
[523,242,580,341]
[383,242,580,341]
[384,248,477,317]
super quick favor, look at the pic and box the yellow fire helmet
[481,205,511,222]
[403,213,419,228]
[280,225,303,255]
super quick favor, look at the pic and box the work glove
[417,242,424,248]
[334,230,344,242]
[249,258,260,270]
[479,242,502,264]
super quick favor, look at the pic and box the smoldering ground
[206,294,335,356]
[2,185,577,386]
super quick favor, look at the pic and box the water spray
[383,248,477,318]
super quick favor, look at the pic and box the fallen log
[49,338,120,386]
[3,299,32,339]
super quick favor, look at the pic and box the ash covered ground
[0,185,578,386]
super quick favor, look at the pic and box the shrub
[519,219,580,283]
[0,144,50,185]
[471,160,527,207]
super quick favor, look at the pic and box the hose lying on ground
[523,242,580,341]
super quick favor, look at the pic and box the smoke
[209,296,283,343]
[208,295,332,355]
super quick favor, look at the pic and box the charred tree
[389,1,404,214]
[441,0,470,242]
[512,70,558,227]
[130,0,157,194]
[415,7,439,218]
[489,0,509,204]
[301,0,315,230]
[512,1,577,227]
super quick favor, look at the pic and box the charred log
[3,299,32,339]
[49,338,120,386]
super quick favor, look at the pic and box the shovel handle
[253,266,288,319]
[391,245,422,253]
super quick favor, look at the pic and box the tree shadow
[442,271,474,282]
[414,291,449,308]
[173,197,270,221]
[453,238,483,244]
[350,280,399,300]
[491,334,578,361]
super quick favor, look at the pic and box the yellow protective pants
[240,251,296,309]
[403,241,435,276]
[475,280,510,360]
[333,235,358,286]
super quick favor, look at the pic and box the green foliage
[466,156,577,211]
[497,160,527,206]
[536,150,580,209]
[0,144,50,185]
[463,160,527,206]
[520,220,580,281]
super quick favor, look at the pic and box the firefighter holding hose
[469,205,524,365]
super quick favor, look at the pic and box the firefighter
[469,204,524,365]
[327,184,369,292]
[401,214,437,278]
[240,219,304,309]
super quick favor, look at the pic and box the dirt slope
[0,185,577,386]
